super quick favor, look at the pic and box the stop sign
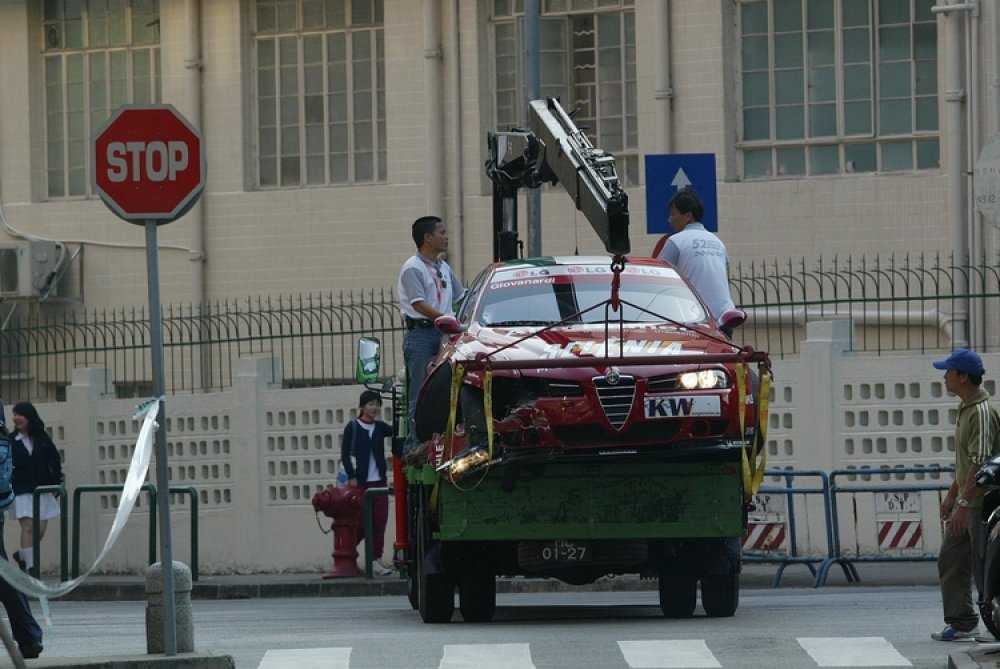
[92,104,205,224]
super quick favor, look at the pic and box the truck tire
[417,515,454,623]
[414,365,451,442]
[700,573,739,617]
[459,567,497,623]
[659,566,697,618]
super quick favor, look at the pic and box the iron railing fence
[0,290,403,403]
[730,253,1000,357]
[1,253,998,402]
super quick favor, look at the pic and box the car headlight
[678,370,728,389]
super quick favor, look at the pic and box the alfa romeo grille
[592,375,636,430]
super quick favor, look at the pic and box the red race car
[411,255,764,476]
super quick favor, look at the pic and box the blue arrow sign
[645,153,718,235]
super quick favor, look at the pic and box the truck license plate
[540,540,590,562]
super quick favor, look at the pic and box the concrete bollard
[145,561,194,653]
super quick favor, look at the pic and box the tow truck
[360,98,771,623]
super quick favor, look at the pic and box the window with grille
[252,0,386,188]
[490,0,638,186]
[738,0,939,178]
[43,0,161,199]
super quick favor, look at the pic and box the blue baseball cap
[932,348,985,376]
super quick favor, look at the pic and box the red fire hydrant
[312,486,364,579]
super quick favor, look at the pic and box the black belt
[405,316,435,330]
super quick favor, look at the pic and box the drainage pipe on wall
[448,0,465,278]
[184,0,210,391]
[932,0,972,348]
[424,0,445,222]
[966,2,985,348]
[654,1,673,153]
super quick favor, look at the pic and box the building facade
[0,0,992,312]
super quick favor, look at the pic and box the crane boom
[486,97,630,261]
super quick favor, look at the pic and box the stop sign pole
[93,104,205,656]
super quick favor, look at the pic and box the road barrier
[741,469,835,587]
[363,486,391,579]
[70,484,200,581]
[815,466,952,587]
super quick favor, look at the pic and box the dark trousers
[0,524,41,648]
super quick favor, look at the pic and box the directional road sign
[92,104,205,225]
[645,153,718,234]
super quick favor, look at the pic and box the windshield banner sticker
[541,339,687,359]
[645,396,721,418]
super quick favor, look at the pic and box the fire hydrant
[312,485,364,579]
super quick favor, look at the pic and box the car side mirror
[435,315,465,334]
[719,308,747,331]
[356,336,381,384]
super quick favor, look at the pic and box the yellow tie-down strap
[442,362,495,491]
[737,363,771,496]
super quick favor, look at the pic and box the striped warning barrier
[877,518,923,550]
[743,520,787,552]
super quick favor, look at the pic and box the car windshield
[478,266,708,327]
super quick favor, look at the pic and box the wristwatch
[957,497,970,508]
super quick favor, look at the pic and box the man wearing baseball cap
[930,349,1000,641]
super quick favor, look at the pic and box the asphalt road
[24,585,958,668]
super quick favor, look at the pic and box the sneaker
[372,561,393,576]
[975,633,1000,644]
[931,625,977,641]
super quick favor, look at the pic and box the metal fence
[730,253,999,357]
[1,253,997,402]
[0,290,403,402]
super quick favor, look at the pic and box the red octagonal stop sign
[92,104,205,224]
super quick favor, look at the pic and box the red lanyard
[422,259,444,304]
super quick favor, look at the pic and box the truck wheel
[659,567,696,618]
[701,573,739,617]
[417,515,454,623]
[459,568,496,623]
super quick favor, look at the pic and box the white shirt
[397,253,465,320]
[658,223,735,321]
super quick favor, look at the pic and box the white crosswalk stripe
[250,637,919,668]
[440,643,535,669]
[255,647,351,669]
[797,637,912,667]
[618,640,721,668]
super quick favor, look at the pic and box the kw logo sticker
[645,396,721,418]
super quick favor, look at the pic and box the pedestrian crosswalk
[254,637,919,668]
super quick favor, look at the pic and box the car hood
[446,322,737,365]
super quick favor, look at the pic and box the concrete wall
[1,320,974,574]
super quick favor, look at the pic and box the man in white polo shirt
[656,188,735,336]
[396,216,465,453]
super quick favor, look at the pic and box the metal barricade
[816,465,953,587]
[363,487,391,579]
[31,484,68,581]
[71,484,200,580]
[741,469,835,587]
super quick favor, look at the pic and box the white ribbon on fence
[0,397,161,609]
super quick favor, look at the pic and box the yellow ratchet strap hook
[445,362,464,458]
[737,363,768,496]
[484,369,494,459]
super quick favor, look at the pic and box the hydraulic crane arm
[485,97,630,261]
